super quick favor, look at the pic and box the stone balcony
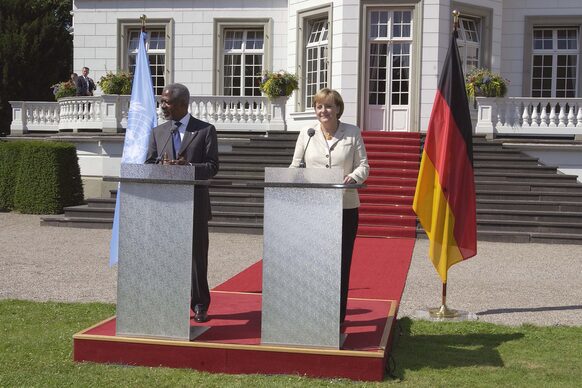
[10,95,289,134]
[475,97,582,139]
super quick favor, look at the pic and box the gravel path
[1,212,580,326]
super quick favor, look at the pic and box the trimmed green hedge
[0,141,25,210]
[0,140,84,214]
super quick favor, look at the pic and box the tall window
[456,16,481,74]
[531,27,579,97]
[128,29,166,95]
[368,10,412,107]
[305,19,329,108]
[223,29,264,96]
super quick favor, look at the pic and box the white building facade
[9,0,582,197]
[63,0,582,133]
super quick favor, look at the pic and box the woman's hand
[343,176,356,184]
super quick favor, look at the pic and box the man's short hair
[163,83,190,107]
[83,66,90,71]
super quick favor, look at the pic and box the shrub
[98,71,133,95]
[51,81,77,100]
[0,141,26,210]
[259,70,299,99]
[0,141,84,214]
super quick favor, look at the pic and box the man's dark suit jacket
[76,76,95,96]
[145,115,219,310]
[145,115,219,221]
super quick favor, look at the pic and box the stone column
[9,101,27,135]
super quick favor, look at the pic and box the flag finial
[452,10,460,32]
[140,14,147,32]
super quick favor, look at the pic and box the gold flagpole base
[413,306,478,322]
[428,304,460,319]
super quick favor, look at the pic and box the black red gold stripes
[413,32,477,283]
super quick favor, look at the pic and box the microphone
[156,126,177,164]
[299,128,315,168]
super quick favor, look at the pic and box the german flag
[412,31,477,283]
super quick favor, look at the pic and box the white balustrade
[476,97,582,138]
[9,101,60,133]
[11,95,278,134]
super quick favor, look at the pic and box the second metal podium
[261,167,345,349]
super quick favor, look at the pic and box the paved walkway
[1,212,580,326]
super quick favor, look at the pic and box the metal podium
[261,167,345,348]
[115,163,205,341]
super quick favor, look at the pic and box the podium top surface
[103,164,210,186]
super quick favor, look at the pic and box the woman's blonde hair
[312,88,344,119]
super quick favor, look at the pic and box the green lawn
[0,300,580,387]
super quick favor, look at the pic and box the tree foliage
[0,0,73,135]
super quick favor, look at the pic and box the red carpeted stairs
[358,131,421,238]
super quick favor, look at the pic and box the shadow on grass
[390,318,524,380]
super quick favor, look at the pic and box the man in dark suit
[76,67,96,96]
[145,83,219,323]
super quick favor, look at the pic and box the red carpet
[73,132,420,380]
[215,237,415,303]
[359,132,420,238]
[74,237,415,381]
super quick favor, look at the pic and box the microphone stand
[299,128,316,168]
[155,127,177,164]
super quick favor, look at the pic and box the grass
[0,300,580,387]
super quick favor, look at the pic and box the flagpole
[412,9,477,321]
[427,11,463,320]
[140,14,147,32]
[428,280,461,319]
[109,14,157,266]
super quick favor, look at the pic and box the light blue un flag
[110,31,157,266]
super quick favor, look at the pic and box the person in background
[76,66,95,96]
[290,88,369,323]
[69,72,78,88]
[145,83,219,323]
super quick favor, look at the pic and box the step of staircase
[63,204,114,219]
[478,208,582,223]
[367,168,420,178]
[475,180,582,193]
[358,225,417,238]
[359,214,417,227]
[208,220,262,234]
[477,198,582,212]
[475,171,579,183]
[39,131,582,244]
[477,189,582,202]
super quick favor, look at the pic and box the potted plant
[259,70,299,99]
[98,71,133,95]
[465,68,509,99]
[258,70,298,131]
[51,81,76,100]
[97,72,133,133]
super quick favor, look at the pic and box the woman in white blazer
[290,88,370,323]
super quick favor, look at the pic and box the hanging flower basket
[259,70,299,100]
[465,68,509,98]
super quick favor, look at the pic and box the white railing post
[530,101,539,127]
[475,97,495,138]
[9,101,27,134]
[100,94,120,133]
[268,96,288,131]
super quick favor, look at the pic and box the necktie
[172,121,182,159]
